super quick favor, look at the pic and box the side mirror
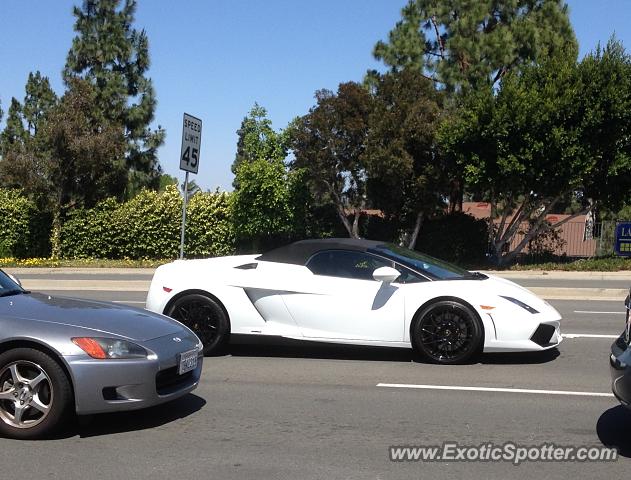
[7,273,21,287]
[373,266,400,283]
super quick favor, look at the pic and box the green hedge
[60,186,235,259]
[0,189,43,258]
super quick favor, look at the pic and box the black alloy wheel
[412,300,483,364]
[166,294,229,355]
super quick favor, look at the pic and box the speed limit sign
[180,113,202,174]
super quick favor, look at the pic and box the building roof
[257,238,386,265]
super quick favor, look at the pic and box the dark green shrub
[415,213,488,264]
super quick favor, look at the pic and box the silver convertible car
[0,269,203,439]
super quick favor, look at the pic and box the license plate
[178,349,198,375]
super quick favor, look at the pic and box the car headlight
[72,337,149,359]
[499,296,539,314]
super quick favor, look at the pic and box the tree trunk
[407,212,424,250]
[351,207,361,239]
[494,195,569,266]
[50,205,62,260]
[335,205,355,238]
[449,178,463,213]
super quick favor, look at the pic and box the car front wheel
[0,348,73,439]
[411,300,483,365]
[165,294,229,355]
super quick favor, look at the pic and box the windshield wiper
[0,289,28,298]
[464,272,487,280]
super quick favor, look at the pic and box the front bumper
[483,320,562,353]
[65,332,203,415]
[610,334,631,406]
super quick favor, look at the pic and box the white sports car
[146,239,562,364]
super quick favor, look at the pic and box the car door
[279,250,405,342]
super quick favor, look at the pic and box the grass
[0,257,170,268]
[509,256,631,271]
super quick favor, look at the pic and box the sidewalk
[3,267,630,301]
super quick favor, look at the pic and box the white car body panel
[146,254,562,353]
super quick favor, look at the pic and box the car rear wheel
[0,348,73,439]
[166,294,229,355]
[411,300,483,365]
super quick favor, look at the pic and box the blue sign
[615,222,631,256]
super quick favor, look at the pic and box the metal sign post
[179,170,190,259]
[179,113,202,259]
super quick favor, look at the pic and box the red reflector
[163,286,172,293]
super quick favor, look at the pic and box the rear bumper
[65,333,203,415]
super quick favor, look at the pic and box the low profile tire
[411,300,483,365]
[166,294,229,355]
[0,348,73,439]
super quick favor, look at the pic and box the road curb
[20,280,151,292]
[528,287,627,301]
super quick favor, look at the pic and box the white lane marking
[112,300,145,305]
[563,333,618,339]
[574,310,625,315]
[376,383,614,398]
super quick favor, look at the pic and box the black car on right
[610,290,631,405]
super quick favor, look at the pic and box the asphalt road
[1,275,630,479]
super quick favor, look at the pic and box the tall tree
[231,103,289,188]
[64,0,165,195]
[372,0,578,213]
[291,83,374,238]
[440,38,631,265]
[366,69,445,248]
[0,98,27,155]
[22,72,58,136]
[232,158,304,251]
[372,0,577,92]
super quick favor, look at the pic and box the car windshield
[0,270,26,297]
[370,244,478,280]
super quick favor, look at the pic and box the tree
[291,83,374,238]
[371,0,577,92]
[440,39,631,265]
[158,173,178,192]
[182,179,201,196]
[22,72,58,136]
[366,69,446,248]
[232,158,304,250]
[231,103,289,188]
[0,79,127,257]
[0,98,27,155]
[64,0,165,195]
[157,173,200,195]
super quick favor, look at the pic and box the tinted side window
[306,250,391,281]
[393,265,427,284]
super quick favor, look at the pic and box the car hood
[476,274,560,317]
[1,292,184,341]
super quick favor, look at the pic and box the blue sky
[1,0,630,191]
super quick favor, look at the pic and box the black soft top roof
[257,238,387,265]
